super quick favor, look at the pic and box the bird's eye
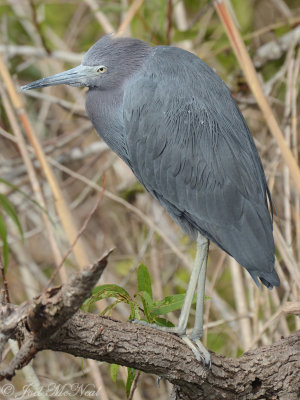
[97,66,107,73]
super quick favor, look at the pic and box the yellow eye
[97,66,107,73]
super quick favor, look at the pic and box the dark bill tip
[20,79,52,91]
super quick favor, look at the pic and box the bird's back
[121,45,279,289]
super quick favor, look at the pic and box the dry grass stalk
[229,258,252,350]
[83,0,114,33]
[282,302,300,315]
[0,54,89,269]
[214,0,300,197]
[115,0,144,37]
[0,82,68,283]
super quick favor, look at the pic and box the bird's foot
[181,335,211,367]
[132,320,211,367]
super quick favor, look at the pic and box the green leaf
[126,368,135,398]
[151,293,196,316]
[81,299,92,313]
[110,363,120,383]
[92,283,131,299]
[100,300,121,316]
[81,358,85,372]
[82,284,139,319]
[137,264,152,300]
[0,213,9,272]
[129,301,141,321]
[135,292,154,323]
[141,290,153,305]
[82,284,131,311]
[155,317,174,328]
[0,194,23,239]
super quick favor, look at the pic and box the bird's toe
[181,335,211,367]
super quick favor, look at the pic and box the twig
[254,25,300,68]
[0,83,68,283]
[270,0,292,17]
[0,258,10,303]
[21,90,86,117]
[248,308,284,349]
[282,302,300,315]
[214,0,300,197]
[46,191,104,288]
[229,258,252,350]
[274,223,300,288]
[173,1,192,50]
[28,0,51,55]
[292,50,300,265]
[1,44,82,63]
[84,0,114,33]
[206,15,300,61]
[283,48,295,249]
[115,0,144,37]
[166,0,172,45]
[203,252,226,345]
[128,371,141,400]
[0,54,89,268]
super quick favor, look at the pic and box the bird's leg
[185,233,211,365]
[175,233,207,335]
[133,233,211,365]
[190,233,208,340]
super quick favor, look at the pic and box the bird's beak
[20,65,95,90]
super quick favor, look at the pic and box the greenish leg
[133,233,210,366]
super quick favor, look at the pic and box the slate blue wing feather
[123,46,279,288]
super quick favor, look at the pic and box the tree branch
[0,250,299,399]
[45,313,300,399]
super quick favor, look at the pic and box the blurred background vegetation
[0,0,299,399]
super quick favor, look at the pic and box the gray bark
[0,252,299,399]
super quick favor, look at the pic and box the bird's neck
[86,88,129,162]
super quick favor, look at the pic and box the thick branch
[0,249,299,399]
[44,312,300,400]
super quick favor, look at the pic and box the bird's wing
[123,47,277,286]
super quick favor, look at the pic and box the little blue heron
[21,35,280,365]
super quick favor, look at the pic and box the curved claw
[181,336,211,367]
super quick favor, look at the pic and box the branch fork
[0,250,112,380]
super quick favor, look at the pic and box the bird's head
[21,35,151,92]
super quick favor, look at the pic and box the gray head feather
[82,35,151,89]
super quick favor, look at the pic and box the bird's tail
[249,269,280,290]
